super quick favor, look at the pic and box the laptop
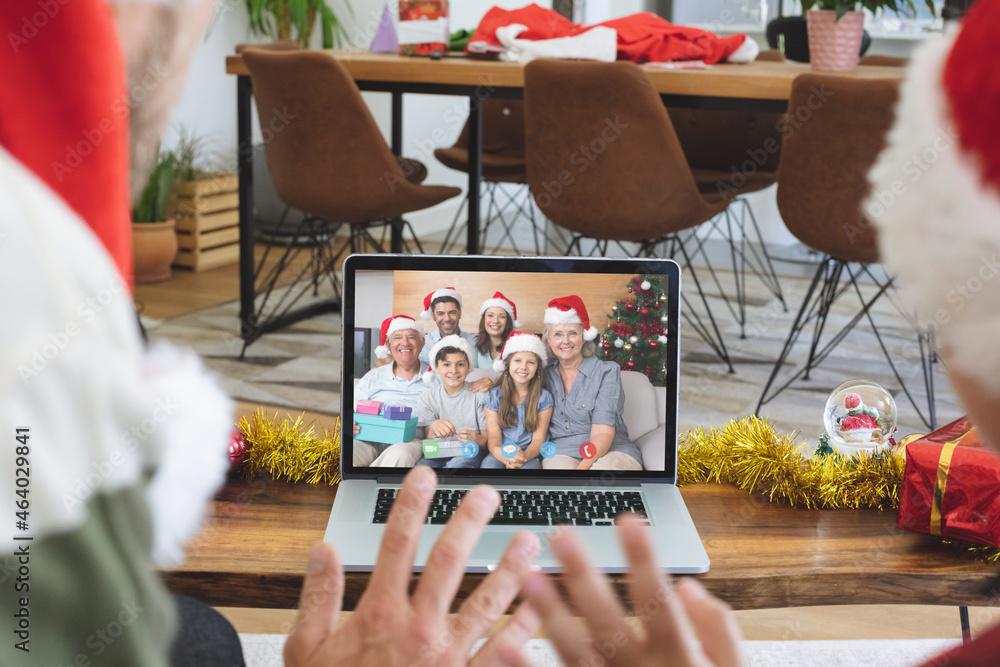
[325,254,709,573]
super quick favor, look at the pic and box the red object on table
[896,417,1000,547]
[468,4,749,64]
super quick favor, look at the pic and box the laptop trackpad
[468,532,551,571]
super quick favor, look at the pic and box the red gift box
[398,1,448,56]
[896,417,1000,547]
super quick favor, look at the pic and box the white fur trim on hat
[493,332,547,373]
[420,287,463,320]
[374,316,424,359]
[421,334,476,382]
[868,28,1000,396]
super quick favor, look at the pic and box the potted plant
[802,0,934,71]
[167,128,241,272]
[245,0,351,49]
[132,151,179,284]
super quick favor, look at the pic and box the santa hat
[493,331,548,373]
[421,334,476,383]
[479,291,521,328]
[420,287,462,320]
[374,315,424,359]
[543,295,598,341]
[867,3,1000,396]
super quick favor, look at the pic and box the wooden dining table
[224,51,905,348]
[162,476,998,631]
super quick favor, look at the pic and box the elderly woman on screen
[353,315,430,467]
[541,296,643,471]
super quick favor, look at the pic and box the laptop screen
[342,254,680,482]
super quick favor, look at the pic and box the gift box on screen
[354,412,418,444]
[384,405,412,420]
[896,417,1000,547]
[356,400,383,415]
[398,1,448,56]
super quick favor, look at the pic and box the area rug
[237,634,960,667]
[145,263,962,445]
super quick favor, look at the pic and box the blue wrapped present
[384,405,412,420]
[354,412,418,445]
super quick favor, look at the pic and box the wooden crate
[168,173,240,272]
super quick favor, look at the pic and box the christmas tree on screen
[601,275,669,386]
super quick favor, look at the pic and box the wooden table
[224,52,903,348]
[162,478,998,614]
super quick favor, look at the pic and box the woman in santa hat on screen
[475,291,520,369]
[541,295,644,471]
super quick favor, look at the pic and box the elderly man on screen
[353,315,431,467]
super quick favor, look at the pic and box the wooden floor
[140,250,1000,642]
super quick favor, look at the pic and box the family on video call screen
[349,269,672,473]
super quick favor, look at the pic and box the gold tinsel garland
[236,410,341,485]
[233,411,1000,562]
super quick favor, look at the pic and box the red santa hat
[493,331,548,373]
[420,287,463,320]
[478,291,520,328]
[543,295,598,341]
[421,334,477,383]
[867,2,1000,396]
[374,315,424,359]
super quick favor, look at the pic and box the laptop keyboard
[373,488,649,526]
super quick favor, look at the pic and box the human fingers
[367,465,437,598]
[353,423,361,436]
[521,572,599,666]
[283,542,344,666]
[677,579,744,667]
[549,529,635,657]
[469,599,541,667]
[451,531,540,656]
[412,484,500,618]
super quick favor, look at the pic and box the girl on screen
[474,291,518,369]
[482,332,552,470]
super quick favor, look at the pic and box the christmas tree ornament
[629,335,638,344]
[640,308,649,315]
[229,429,247,470]
[623,343,632,351]
[625,302,635,311]
[626,359,636,368]
[614,338,624,348]
[822,379,897,456]
[602,341,611,350]
[658,335,668,344]
[660,294,667,302]
[641,280,651,290]
[649,340,657,348]
[660,315,669,324]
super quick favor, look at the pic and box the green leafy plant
[245,0,352,48]
[801,0,935,20]
[173,126,216,181]
[132,152,179,223]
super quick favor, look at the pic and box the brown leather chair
[858,54,909,67]
[667,50,789,337]
[240,49,460,346]
[524,59,734,371]
[755,73,936,428]
[434,99,557,254]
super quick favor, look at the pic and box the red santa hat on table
[544,295,598,341]
[422,334,477,383]
[479,291,520,328]
[420,287,463,320]
[867,1,1000,396]
[374,315,424,359]
[493,331,548,373]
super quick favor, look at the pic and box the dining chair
[434,99,559,255]
[524,59,734,371]
[666,49,789,338]
[754,73,936,428]
[240,49,461,352]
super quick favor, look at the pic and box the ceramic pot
[132,219,178,284]
[807,10,864,72]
